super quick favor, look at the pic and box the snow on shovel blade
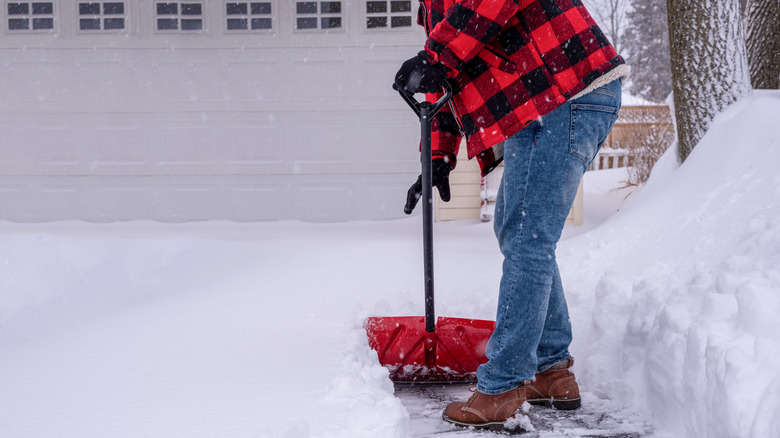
[364,316,495,383]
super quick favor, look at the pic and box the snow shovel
[364,85,496,383]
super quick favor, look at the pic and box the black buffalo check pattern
[418,0,624,175]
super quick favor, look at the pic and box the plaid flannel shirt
[419,0,625,175]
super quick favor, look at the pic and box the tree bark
[744,0,780,89]
[666,0,753,162]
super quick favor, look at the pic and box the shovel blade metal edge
[364,316,496,383]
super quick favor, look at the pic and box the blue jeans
[476,79,622,394]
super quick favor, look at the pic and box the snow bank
[562,91,780,437]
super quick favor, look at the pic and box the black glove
[394,51,449,95]
[404,158,452,214]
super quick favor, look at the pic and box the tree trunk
[744,0,780,89]
[666,0,752,162]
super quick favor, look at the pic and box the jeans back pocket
[569,103,620,166]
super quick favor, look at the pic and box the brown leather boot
[442,384,531,432]
[526,357,581,410]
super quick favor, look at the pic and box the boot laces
[463,385,479,408]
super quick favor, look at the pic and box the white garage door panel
[362,180,414,218]
[360,115,420,164]
[0,58,66,104]
[0,126,59,175]
[222,58,284,103]
[223,125,282,169]
[158,125,218,167]
[226,184,287,221]
[291,59,349,101]
[297,185,355,221]
[84,186,152,221]
[24,185,83,219]
[292,123,351,162]
[156,186,222,221]
[72,60,138,105]
[153,59,227,105]
[86,127,150,169]
[29,129,80,172]
[361,59,410,101]
[0,56,147,110]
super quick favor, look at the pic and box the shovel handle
[398,82,454,334]
[397,81,454,120]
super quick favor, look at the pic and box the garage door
[0,0,426,221]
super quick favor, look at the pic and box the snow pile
[503,402,534,432]
[562,91,780,437]
[317,327,410,438]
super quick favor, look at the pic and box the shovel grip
[397,81,454,120]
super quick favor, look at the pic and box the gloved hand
[404,158,452,214]
[394,51,449,95]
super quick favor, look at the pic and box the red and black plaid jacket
[419,0,625,175]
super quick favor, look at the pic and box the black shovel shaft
[397,85,453,334]
[420,103,435,333]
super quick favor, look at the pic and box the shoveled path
[395,384,654,437]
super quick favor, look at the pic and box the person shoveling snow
[390,0,629,432]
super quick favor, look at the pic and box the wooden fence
[590,105,674,171]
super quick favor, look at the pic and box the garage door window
[225,1,273,32]
[295,1,342,31]
[156,1,204,32]
[366,1,412,29]
[78,2,126,32]
[6,1,55,32]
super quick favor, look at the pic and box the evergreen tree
[622,0,672,103]
[666,0,752,162]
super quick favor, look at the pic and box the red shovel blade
[364,316,495,383]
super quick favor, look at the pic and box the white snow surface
[1,91,779,437]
